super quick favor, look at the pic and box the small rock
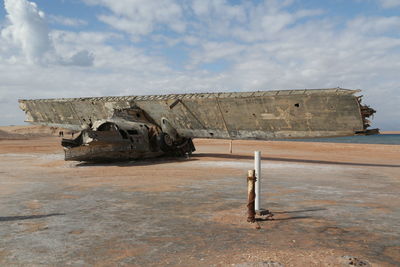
[233,261,284,267]
[340,256,371,266]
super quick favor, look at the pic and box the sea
[278,134,400,145]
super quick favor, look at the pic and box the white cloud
[186,0,324,42]
[0,0,400,130]
[378,0,400,8]
[348,16,400,34]
[49,15,88,27]
[191,0,246,22]
[51,30,122,46]
[2,0,52,64]
[1,0,94,66]
[190,41,245,66]
[60,50,94,67]
[49,30,167,71]
[83,0,185,36]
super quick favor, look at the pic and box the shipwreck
[19,88,377,161]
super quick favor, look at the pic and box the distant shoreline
[1,125,399,137]
[381,131,400,134]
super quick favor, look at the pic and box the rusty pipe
[247,169,256,223]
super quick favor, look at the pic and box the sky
[0,0,399,130]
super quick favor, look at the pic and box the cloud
[187,0,324,42]
[1,0,94,66]
[60,50,94,67]
[0,0,400,130]
[348,16,400,34]
[189,41,245,66]
[191,0,246,22]
[2,0,52,64]
[83,0,185,36]
[49,15,88,27]
[378,0,400,8]
[81,0,323,43]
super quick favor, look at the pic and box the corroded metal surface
[247,170,256,223]
[18,88,375,140]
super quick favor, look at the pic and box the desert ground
[0,126,399,266]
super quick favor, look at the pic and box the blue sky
[0,0,400,130]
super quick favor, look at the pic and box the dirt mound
[0,125,74,140]
[2,125,58,135]
[0,129,28,140]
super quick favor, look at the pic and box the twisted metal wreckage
[19,88,377,162]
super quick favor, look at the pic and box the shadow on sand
[194,153,400,168]
[256,208,327,221]
[257,216,312,221]
[74,157,198,167]
[273,207,327,214]
[69,152,399,168]
[0,213,65,222]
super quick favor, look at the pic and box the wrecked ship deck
[19,88,377,139]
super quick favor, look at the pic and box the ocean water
[278,134,400,145]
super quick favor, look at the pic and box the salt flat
[0,129,399,266]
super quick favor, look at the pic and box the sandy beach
[0,126,399,266]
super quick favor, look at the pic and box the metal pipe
[254,151,261,211]
[247,170,256,223]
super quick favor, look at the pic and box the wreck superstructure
[19,88,377,161]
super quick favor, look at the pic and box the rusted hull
[61,123,194,161]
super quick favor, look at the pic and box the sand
[0,125,75,140]
[0,126,399,266]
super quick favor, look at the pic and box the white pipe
[254,151,261,211]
